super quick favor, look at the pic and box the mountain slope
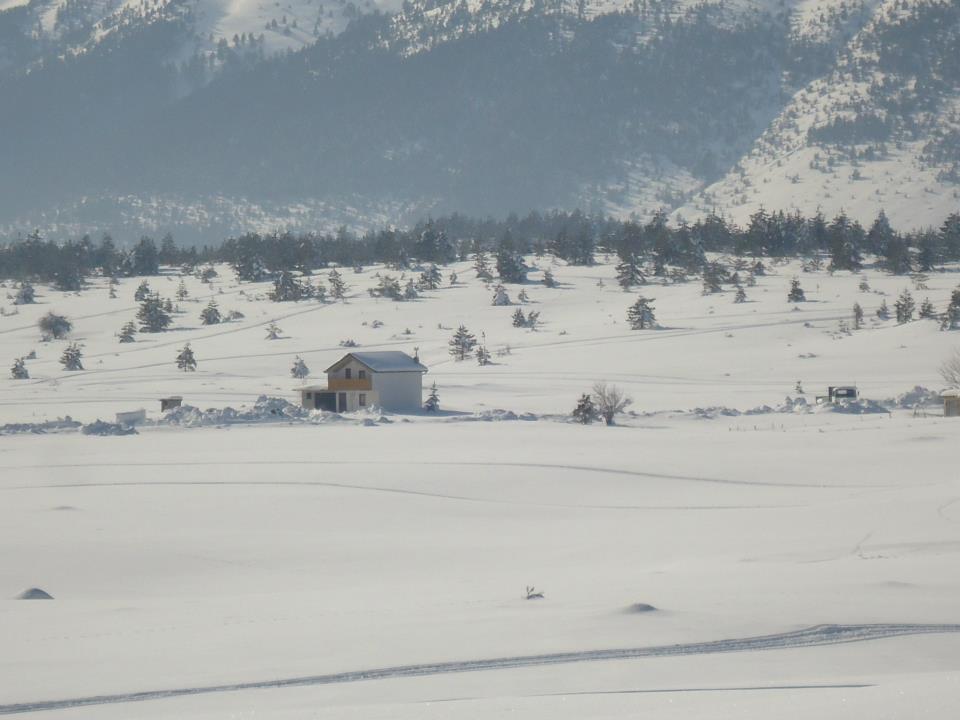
[0,0,957,240]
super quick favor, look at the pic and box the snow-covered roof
[942,389,960,398]
[326,351,428,374]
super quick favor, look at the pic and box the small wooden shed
[943,389,960,417]
[160,396,183,412]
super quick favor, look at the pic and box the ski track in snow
[0,459,882,490]
[0,624,955,715]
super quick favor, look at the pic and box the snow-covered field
[2,256,960,717]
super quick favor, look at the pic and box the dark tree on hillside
[137,293,172,332]
[572,393,598,424]
[627,296,656,329]
[496,231,526,283]
[118,321,137,343]
[14,282,36,304]
[176,343,197,371]
[616,252,644,289]
[132,236,159,276]
[894,289,915,324]
[200,299,222,325]
[60,343,83,371]
[424,382,440,411]
[38,312,72,340]
[449,325,477,361]
[853,302,864,329]
[788,278,806,302]
[328,268,348,300]
[10,357,29,379]
[134,280,152,301]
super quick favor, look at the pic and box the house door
[315,393,336,412]
[338,393,348,412]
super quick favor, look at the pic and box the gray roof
[325,351,428,374]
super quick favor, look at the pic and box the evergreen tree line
[3,208,960,287]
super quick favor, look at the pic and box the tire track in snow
[0,624,955,715]
[0,459,876,489]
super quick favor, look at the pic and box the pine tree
[60,343,83,371]
[424,382,440,411]
[919,298,937,319]
[788,278,806,302]
[14,282,35,305]
[518,289,529,303]
[270,271,310,302]
[627,296,656,329]
[134,280,151,301]
[176,343,197,371]
[163,298,174,313]
[492,284,511,306]
[701,263,724,294]
[734,286,747,303]
[572,394,597,424]
[118,321,137,343]
[403,279,419,300]
[176,280,189,301]
[943,288,960,330]
[859,276,870,292]
[290,355,309,379]
[542,269,557,288]
[877,299,890,320]
[894,289,915,324]
[265,322,282,340]
[449,271,458,285]
[525,311,541,330]
[108,285,117,299]
[200,299,221,325]
[512,307,527,327]
[328,269,348,300]
[449,325,477,361]
[615,253,643,290]
[473,245,492,280]
[10,357,28,379]
[853,303,864,330]
[418,264,442,290]
[137,294,172,332]
[476,345,491,366]
[370,275,402,300]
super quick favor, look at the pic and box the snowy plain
[2,255,960,717]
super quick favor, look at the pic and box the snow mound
[16,587,53,600]
[160,396,309,427]
[0,418,82,435]
[891,386,942,409]
[82,420,138,436]
[820,399,890,415]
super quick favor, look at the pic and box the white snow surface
[2,256,960,717]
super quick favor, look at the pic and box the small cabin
[817,385,858,404]
[298,351,427,414]
[943,389,960,417]
[115,409,146,426]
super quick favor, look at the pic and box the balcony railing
[327,377,373,391]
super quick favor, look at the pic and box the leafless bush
[940,349,960,387]
[592,382,632,426]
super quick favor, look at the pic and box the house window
[306,392,312,399]
[358,370,366,380]
[359,393,367,407]
[345,368,352,379]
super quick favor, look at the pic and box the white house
[298,351,428,413]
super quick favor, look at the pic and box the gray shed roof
[325,351,428,374]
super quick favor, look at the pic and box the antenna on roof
[413,346,420,363]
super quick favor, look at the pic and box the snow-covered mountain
[0,0,957,240]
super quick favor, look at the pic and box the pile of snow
[81,420,138,436]
[159,396,310,428]
[16,588,53,600]
[891,386,942,409]
[0,418,81,435]
[820,398,890,415]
